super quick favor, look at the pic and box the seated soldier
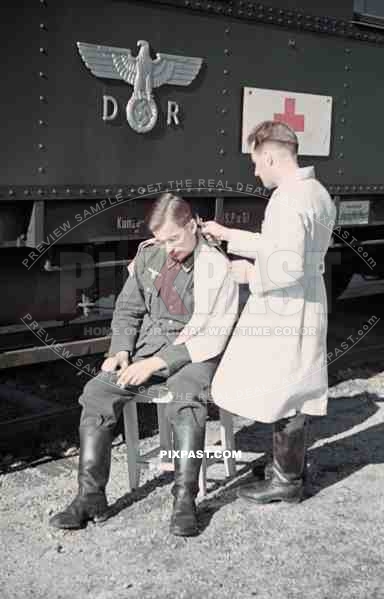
[49,193,238,536]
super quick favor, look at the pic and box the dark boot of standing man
[238,413,306,504]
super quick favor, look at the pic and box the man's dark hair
[148,193,193,232]
[247,120,299,155]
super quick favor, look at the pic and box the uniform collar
[180,250,194,272]
[292,166,315,181]
[165,246,195,272]
[275,166,316,192]
[179,234,207,272]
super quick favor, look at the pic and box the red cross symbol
[274,98,305,132]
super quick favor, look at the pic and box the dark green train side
[1,0,383,366]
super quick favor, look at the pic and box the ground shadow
[197,393,381,533]
[102,470,174,520]
[77,393,381,532]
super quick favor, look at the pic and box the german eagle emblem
[77,40,203,133]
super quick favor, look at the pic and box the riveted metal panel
[246,0,354,20]
[2,0,384,195]
[216,19,349,185]
[338,40,384,185]
[0,3,42,185]
[8,0,232,188]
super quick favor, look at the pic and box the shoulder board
[138,237,158,251]
[135,238,159,259]
[127,238,159,275]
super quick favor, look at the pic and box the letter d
[102,95,118,121]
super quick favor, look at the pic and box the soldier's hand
[101,350,130,373]
[116,357,166,387]
[201,221,231,242]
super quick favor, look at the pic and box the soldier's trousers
[79,358,219,431]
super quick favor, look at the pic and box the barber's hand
[116,357,166,387]
[101,350,130,373]
[230,260,254,284]
[201,221,231,242]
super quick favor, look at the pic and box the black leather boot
[238,413,306,505]
[49,425,113,529]
[169,408,205,537]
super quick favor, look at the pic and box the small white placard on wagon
[242,87,333,156]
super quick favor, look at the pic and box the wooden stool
[122,391,236,497]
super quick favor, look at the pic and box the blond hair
[148,193,193,232]
[247,120,298,155]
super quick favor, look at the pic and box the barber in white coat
[202,121,336,504]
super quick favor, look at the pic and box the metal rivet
[39,47,46,54]
[38,188,43,195]
[38,120,45,126]
[223,69,229,75]
[345,65,351,71]
[40,23,46,30]
[222,89,228,95]
[343,99,347,106]
[8,189,14,196]
[24,189,30,196]
[52,188,57,194]
[130,187,135,193]
[219,169,224,175]
[340,117,346,123]
[118,188,123,194]
[219,129,226,135]
[39,95,46,102]
[38,143,44,150]
[92,188,97,194]
[224,48,230,55]
[343,83,349,88]
[288,39,296,48]
[339,135,344,141]
[79,189,84,195]
[105,188,111,194]
[66,188,71,194]
[39,71,46,78]
[345,48,351,53]
[338,152,344,158]
[221,108,227,114]
[219,148,225,156]
[225,27,230,34]
[338,170,343,175]
[40,0,47,4]
[38,167,45,173]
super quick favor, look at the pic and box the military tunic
[79,238,219,429]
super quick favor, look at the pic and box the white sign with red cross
[242,87,333,156]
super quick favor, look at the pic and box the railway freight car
[1,0,384,368]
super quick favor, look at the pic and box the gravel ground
[1,366,384,599]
